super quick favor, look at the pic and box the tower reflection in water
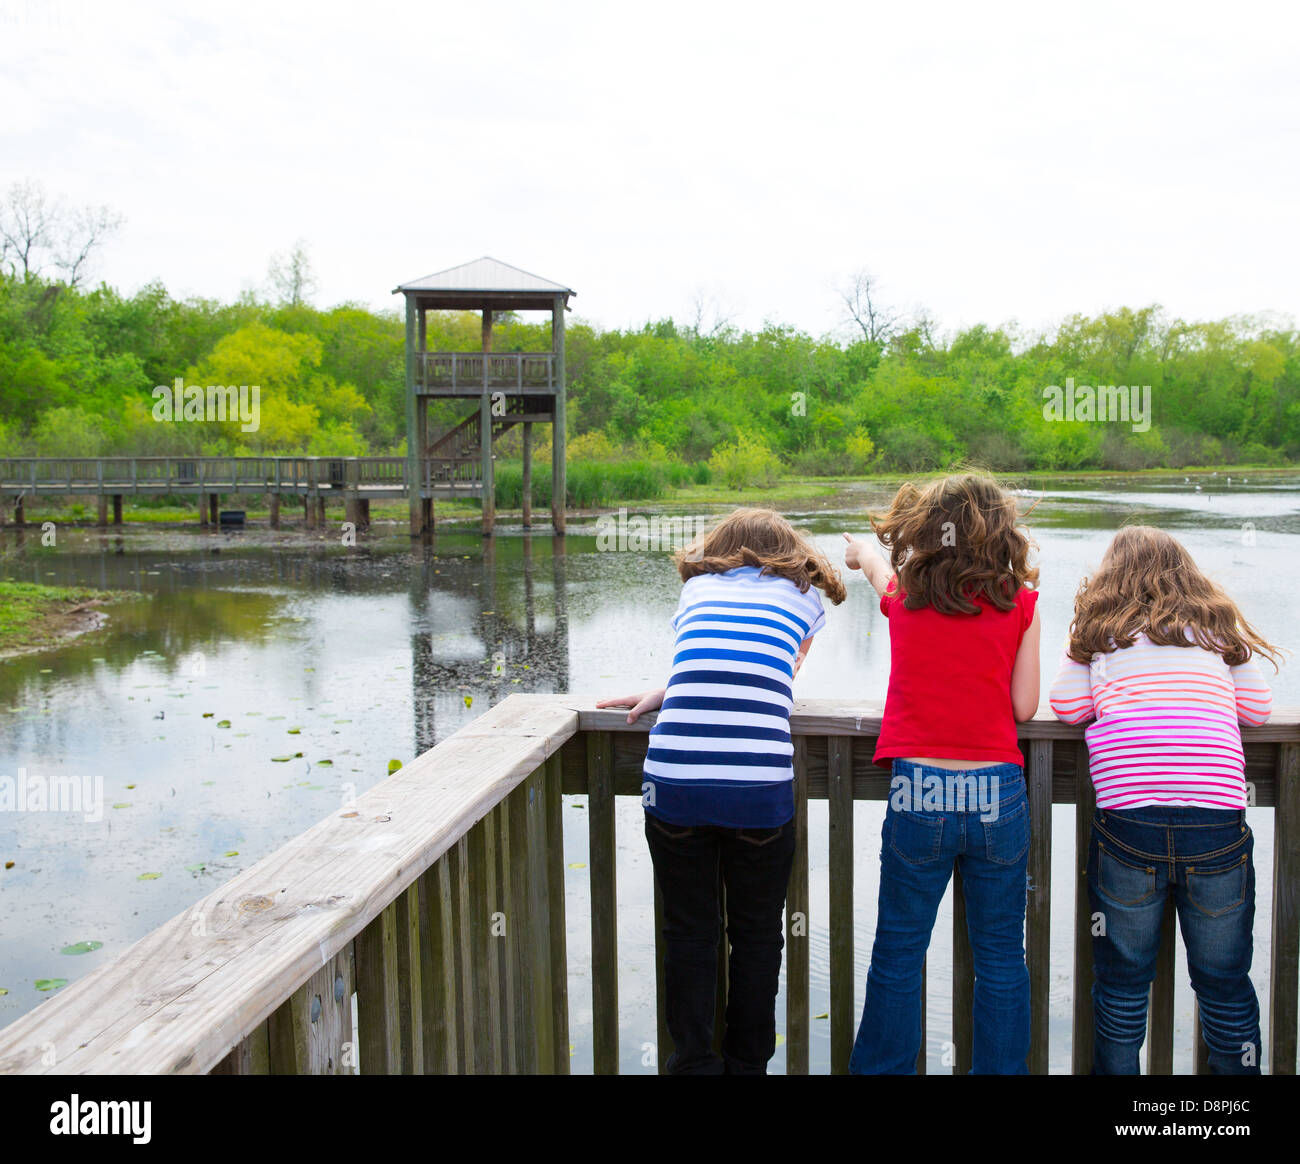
[409,532,570,756]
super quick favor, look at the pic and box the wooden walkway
[0,696,1295,1074]
[0,455,486,529]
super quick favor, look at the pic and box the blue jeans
[1087,806,1261,1075]
[849,761,1031,1075]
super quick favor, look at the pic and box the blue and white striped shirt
[643,566,827,828]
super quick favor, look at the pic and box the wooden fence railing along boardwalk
[0,696,1295,1075]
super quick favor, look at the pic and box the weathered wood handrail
[0,457,409,497]
[0,696,1294,1075]
[417,352,554,393]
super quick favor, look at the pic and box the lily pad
[60,940,102,956]
[224,850,238,857]
[316,760,333,767]
[35,978,67,992]
[112,802,131,810]
[568,862,587,869]
[216,720,231,729]
[287,727,301,735]
[387,759,402,774]
[184,862,207,872]
[138,872,162,880]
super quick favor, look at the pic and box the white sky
[3,0,1298,340]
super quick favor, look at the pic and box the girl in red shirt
[843,472,1041,1074]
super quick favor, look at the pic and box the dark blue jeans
[1087,805,1261,1075]
[850,761,1031,1075]
[644,812,796,1075]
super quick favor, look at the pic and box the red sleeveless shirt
[873,579,1038,769]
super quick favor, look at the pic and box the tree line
[0,267,1296,476]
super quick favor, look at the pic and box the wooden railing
[0,696,1294,1075]
[417,352,554,393]
[0,457,408,495]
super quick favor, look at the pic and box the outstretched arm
[842,532,891,596]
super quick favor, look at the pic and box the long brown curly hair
[869,472,1038,615]
[676,508,847,604]
[1067,524,1281,668]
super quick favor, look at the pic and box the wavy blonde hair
[1067,524,1281,668]
[869,471,1038,615]
[676,507,847,604]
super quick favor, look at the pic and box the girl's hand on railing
[596,688,666,725]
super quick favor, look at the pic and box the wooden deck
[0,696,1295,1075]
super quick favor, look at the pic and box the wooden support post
[828,736,854,1075]
[269,494,280,528]
[360,499,370,529]
[786,737,810,1074]
[268,949,354,1074]
[587,731,618,1073]
[480,390,495,536]
[482,307,493,353]
[1026,739,1053,1074]
[508,781,534,1073]
[418,856,459,1073]
[551,295,566,533]
[316,496,327,529]
[111,494,122,525]
[405,294,423,536]
[1072,744,1097,1073]
[1270,742,1299,1075]
[545,751,570,1073]
[494,803,518,1072]
[521,422,533,527]
[468,816,497,1074]
[394,881,425,1074]
[97,495,108,527]
[208,493,218,525]
[355,902,402,1074]
[15,496,24,526]
[303,496,311,528]
[421,497,433,533]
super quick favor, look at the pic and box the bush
[494,458,670,508]
[708,433,782,489]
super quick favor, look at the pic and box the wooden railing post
[587,732,619,1073]
[786,738,810,1074]
[1271,742,1299,1074]
[545,752,571,1074]
[828,736,854,1074]
[1026,738,1053,1073]
[526,766,556,1073]
[1072,743,1097,1073]
[417,856,459,1073]
[355,902,401,1074]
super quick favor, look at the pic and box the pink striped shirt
[1049,632,1272,810]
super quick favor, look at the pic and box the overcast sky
[4,0,1297,340]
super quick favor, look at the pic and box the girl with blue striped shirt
[599,508,846,1073]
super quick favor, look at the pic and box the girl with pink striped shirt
[1051,525,1281,1074]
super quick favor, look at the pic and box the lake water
[1,473,1297,1073]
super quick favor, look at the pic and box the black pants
[644,813,797,1075]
